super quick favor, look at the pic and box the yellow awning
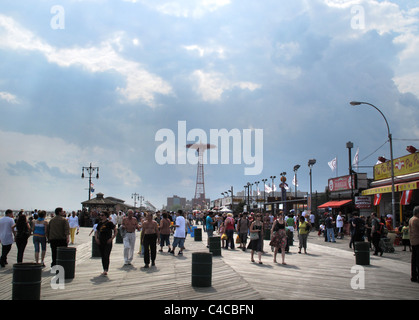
[362,180,419,196]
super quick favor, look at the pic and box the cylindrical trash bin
[354,241,370,265]
[209,236,221,256]
[264,229,271,240]
[192,252,212,287]
[287,230,294,246]
[57,247,76,279]
[194,228,202,241]
[116,228,123,243]
[92,236,101,258]
[12,263,43,300]
[191,226,197,237]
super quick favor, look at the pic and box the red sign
[328,175,354,192]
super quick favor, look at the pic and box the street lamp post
[81,163,99,201]
[227,186,234,212]
[270,176,276,215]
[308,159,316,213]
[244,184,250,212]
[280,172,287,214]
[293,165,300,214]
[132,193,140,208]
[262,178,267,210]
[350,101,396,228]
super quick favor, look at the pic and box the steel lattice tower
[186,142,216,208]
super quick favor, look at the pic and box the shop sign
[374,153,419,181]
[328,175,354,192]
[355,196,371,209]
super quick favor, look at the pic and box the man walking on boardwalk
[141,212,159,268]
[0,209,16,267]
[47,207,70,267]
[122,209,140,265]
[409,206,419,282]
[169,210,186,256]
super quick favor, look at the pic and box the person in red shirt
[224,213,235,250]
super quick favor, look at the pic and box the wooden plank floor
[0,226,418,300]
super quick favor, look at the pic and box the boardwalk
[0,226,418,302]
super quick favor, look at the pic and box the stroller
[379,237,395,253]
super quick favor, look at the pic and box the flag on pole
[373,194,382,206]
[257,186,261,196]
[90,182,95,198]
[272,183,277,193]
[265,184,272,193]
[401,190,413,205]
[328,157,337,172]
[353,147,359,169]
[292,174,298,187]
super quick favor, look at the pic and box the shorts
[33,236,47,252]
[172,237,185,248]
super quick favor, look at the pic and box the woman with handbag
[247,214,264,264]
[270,212,287,265]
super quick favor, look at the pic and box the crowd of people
[1,206,419,283]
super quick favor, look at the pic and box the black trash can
[116,228,123,244]
[92,236,101,258]
[192,252,213,287]
[194,228,202,241]
[287,231,294,246]
[12,263,43,300]
[209,236,221,256]
[354,241,370,265]
[57,247,76,279]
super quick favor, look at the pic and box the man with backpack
[371,212,384,256]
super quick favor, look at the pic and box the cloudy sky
[1,0,419,211]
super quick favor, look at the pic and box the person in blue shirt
[206,212,215,248]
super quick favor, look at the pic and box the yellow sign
[362,181,419,195]
[362,186,393,195]
[374,153,419,180]
[398,181,419,191]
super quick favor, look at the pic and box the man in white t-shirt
[170,210,186,256]
[336,211,344,239]
[0,210,16,267]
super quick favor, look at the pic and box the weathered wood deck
[0,226,417,301]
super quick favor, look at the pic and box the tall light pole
[346,141,355,201]
[350,101,396,228]
[132,193,140,208]
[293,165,300,214]
[308,159,316,213]
[244,184,250,212]
[227,186,234,212]
[270,176,276,215]
[81,163,99,201]
[280,172,287,213]
[293,165,300,199]
[262,178,268,209]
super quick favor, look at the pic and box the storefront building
[319,173,369,215]
[361,151,419,225]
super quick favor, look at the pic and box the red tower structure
[186,142,216,209]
